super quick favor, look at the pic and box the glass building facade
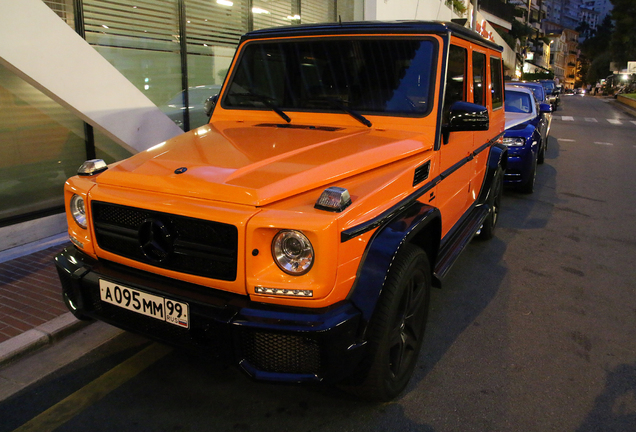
[0,0,360,227]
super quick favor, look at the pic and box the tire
[517,156,536,194]
[538,140,546,164]
[350,244,431,401]
[478,167,503,240]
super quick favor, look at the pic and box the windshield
[223,38,436,116]
[505,90,533,114]
[540,81,555,94]
[516,83,545,101]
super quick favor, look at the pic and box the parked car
[55,21,507,401]
[507,81,552,137]
[503,84,552,193]
[161,84,222,130]
[537,79,560,111]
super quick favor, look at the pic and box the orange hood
[96,121,430,206]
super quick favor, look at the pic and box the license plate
[99,280,189,329]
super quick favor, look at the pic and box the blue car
[503,84,552,193]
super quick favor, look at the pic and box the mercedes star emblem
[138,218,174,262]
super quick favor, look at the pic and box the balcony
[479,0,516,22]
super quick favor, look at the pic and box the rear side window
[443,45,467,120]
[490,56,503,109]
[472,52,486,106]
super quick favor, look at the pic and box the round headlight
[70,194,87,229]
[272,230,314,275]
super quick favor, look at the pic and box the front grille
[91,202,238,281]
[239,329,322,375]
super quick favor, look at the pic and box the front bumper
[503,146,533,185]
[55,246,366,383]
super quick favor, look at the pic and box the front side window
[223,38,437,116]
[442,44,467,121]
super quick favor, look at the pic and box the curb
[0,313,92,367]
[610,97,636,118]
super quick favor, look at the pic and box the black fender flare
[348,201,441,327]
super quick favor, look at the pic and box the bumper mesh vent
[240,329,322,375]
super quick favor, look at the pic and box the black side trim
[341,176,440,242]
[342,133,502,243]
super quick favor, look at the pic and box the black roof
[242,20,502,52]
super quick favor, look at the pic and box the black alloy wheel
[352,244,431,401]
[478,166,503,240]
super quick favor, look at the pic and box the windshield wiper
[227,91,291,123]
[308,96,372,128]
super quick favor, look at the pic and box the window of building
[0,0,358,227]
[0,64,87,224]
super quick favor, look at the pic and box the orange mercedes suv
[56,21,506,401]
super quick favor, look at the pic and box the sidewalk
[0,241,89,365]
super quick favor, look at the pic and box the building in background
[1,0,471,250]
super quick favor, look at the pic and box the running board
[432,205,490,287]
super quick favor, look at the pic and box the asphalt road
[1,95,635,432]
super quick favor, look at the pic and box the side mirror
[442,101,489,144]
[539,103,552,114]
[204,94,219,118]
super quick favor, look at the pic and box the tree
[578,15,613,85]
[610,0,636,66]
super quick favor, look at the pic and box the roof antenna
[339,14,342,25]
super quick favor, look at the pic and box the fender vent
[413,161,431,186]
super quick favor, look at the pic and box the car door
[437,42,472,236]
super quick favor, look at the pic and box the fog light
[255,286,313,297]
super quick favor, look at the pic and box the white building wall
[365,0,460,21]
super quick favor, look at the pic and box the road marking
[11,343,172,432]
[607,119,622,125]
[594,142,613,146]
[559,138,576,142]
[585,117,598,122]
[562,116,574,121]
[632,121,636,126]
